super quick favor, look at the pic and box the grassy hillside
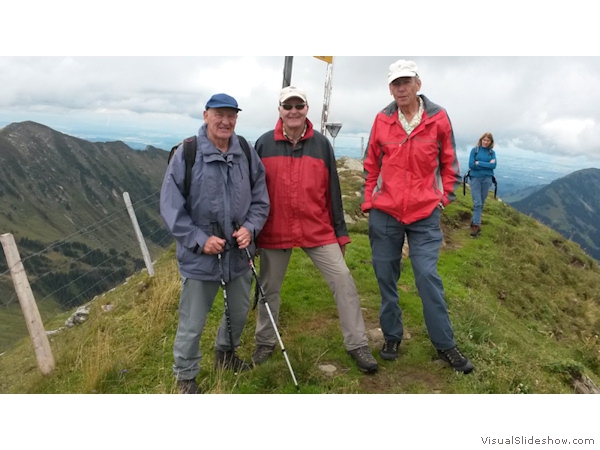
[1,163,600,395]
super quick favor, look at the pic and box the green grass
[1,177,600,395]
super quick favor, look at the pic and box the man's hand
[203,235,226,255]
[233,226,252,250]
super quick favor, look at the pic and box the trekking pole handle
[232,221,253,250]
[208,222,228,256]
[233,222,266,309]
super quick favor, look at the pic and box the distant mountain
[510,168,600,261]
[0,121,171,312]
[503,184,546,203]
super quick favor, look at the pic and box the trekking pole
[213,223,235,357]
[234,223,299,390]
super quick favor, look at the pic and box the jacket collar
[274,117,315,142]
[197,123,244,163]
[381,94,442,121]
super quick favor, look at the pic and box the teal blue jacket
[468,146,496,178]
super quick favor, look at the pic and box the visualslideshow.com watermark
[481,436,595,445]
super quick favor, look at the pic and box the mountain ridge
[0,121,167,236]
[0,121,173,351]
[510,167,600,261]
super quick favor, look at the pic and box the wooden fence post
[123,192,155,276]
[0,233,55,375]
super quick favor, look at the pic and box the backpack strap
[237,135,254,188]
[182,136,197,198]
[463,170,471,196]
[168,145,179,165]
[238,135,251,163]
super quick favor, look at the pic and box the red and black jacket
[255,118,350,249]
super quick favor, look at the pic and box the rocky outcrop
[46,304,91,336]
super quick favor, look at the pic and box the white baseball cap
[387,59,420,84]
[279,86,308,104]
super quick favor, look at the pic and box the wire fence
[0,190,173,310]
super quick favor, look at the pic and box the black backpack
[168,135,252,197]
[462,146,497,199]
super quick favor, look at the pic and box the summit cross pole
[282,56,293,88]
[314,56,334,134]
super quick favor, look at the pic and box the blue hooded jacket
[160,124,270,281]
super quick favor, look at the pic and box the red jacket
[362,95,462,225]
[255,118,350,249]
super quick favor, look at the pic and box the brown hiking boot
[470,225,481,237]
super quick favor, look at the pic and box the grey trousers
[254,245,368,351]
[173,271,252,381]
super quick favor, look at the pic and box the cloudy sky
[2,1,599,172]
[1,55,599,171]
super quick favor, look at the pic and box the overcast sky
[2,2,599,174]
[1,56,599,170]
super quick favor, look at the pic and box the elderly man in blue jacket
[160,93,270,394]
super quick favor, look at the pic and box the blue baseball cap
[205,93,242,111]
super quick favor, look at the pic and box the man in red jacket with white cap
[252,85,378,374]
[362,59,474,374]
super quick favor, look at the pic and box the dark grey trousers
[173,271,252,381]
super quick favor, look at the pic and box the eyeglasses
[281,103,307,111]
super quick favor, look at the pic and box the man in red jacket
[252,86,378,373]
[362,59,474,374]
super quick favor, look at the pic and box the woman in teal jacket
[468,132,497,237]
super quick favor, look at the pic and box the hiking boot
[214,350,252,373]
[252,344,276,365]
[379,340,401,361]
[437,346,474,374]
[347,346,378,373]
[470,225,481,237]
[177,378,201,394]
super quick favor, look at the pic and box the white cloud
[0,56,599,167]
[540,118,598,152]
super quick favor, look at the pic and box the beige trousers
[254,245,368,351]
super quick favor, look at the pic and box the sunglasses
[281,103,307,110]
